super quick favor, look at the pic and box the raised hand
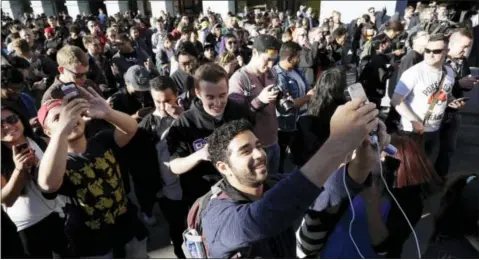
[57,97,90,136]
[329,98,379,153]
[78,87,112,120]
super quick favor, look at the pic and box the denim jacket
[273,65,310,132]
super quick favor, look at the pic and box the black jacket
[359,53,393,107]
[166,98,254,204]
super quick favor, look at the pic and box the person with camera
[200,94,387,258]
[360,20,405,61]
[273,41,313,173]
[36,86,146,258]
[1,104,69,258]
[167,63,253,208]
[228,35,282,177]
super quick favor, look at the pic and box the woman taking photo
[297,134,443,258]
[1,105,68,258]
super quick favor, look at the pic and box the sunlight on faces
[448,34,472,59]
[59,63,89,85]
[151,88,177,116]
[43,105,85,141]
[178,54,197,74]
[424,40,447,67]
[414,34,430,54]
[195,78,228,117]
[216,130,268,188]
[1,109,23,143]
[253,50,278,74]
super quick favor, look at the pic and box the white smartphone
[347,83,369,104]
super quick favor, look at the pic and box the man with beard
[201,96,388,258]
[272,41,313,173]
[36,87,147,258]
[167,63,253,207]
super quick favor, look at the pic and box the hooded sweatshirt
[166,97,254,205]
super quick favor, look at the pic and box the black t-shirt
[108,88,154,116]
[166,98,253,205]
[57,130,131,256]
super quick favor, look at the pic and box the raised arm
[38,99,90,193]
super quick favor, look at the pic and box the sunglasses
[64,67,88,79]
[227,41,237,45]
[425,48,444,54]
[1,114,19,126]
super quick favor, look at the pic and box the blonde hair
[56,45,89,68]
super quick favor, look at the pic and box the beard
[229,163,267,188]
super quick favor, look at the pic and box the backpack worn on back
[182,181,249,258]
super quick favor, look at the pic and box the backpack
[182,181,250,258]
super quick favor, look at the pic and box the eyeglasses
[64,67,88,79]
[424,48,444,54]
[1,114,19,127]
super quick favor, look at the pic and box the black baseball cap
[124,65,151,91]
[252,34,281,54]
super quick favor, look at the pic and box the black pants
[18,213,70,258]
[403,130,440,163]
[159,198,189,259]
[435,111,461,177]
[278,131,296,173]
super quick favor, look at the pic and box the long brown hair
[391,135,443,191]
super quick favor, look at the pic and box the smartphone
[14,143,29,153]
[61,83,80,100]
[453,97,470,103]
[346,83,369,104]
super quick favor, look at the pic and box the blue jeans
[264,143,280,178]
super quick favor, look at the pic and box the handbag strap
[422,66,447,125]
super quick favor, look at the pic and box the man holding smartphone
[436,28,475,177]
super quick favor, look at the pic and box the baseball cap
[124,65,151,92]
[37,99,62,127]
[252,34,281,55]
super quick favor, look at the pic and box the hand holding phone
[12,143,34,171]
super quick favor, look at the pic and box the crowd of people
[1,1,479,259]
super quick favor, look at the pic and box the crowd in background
[1,1,479,259]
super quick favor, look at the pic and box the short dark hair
[428,33,448,44]
[150,76,178,95]
[208,119,254,165]
[385,20,404,32]
[117,33,132,43]
[175,41,199,60]
[194,63,228,89]
[332,27,348,39]
[69,24,81,34]
[279,41,302,61]
[223,33,236,40]
[165,33,175,42]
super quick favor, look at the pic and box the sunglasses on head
[425,48,444,54]
[1,114,19,126]
[64,67,87,79]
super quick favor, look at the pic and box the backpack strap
[423,66,448,126]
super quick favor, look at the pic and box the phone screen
[61,83,79,100]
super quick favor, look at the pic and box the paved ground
[143,112,479,259]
